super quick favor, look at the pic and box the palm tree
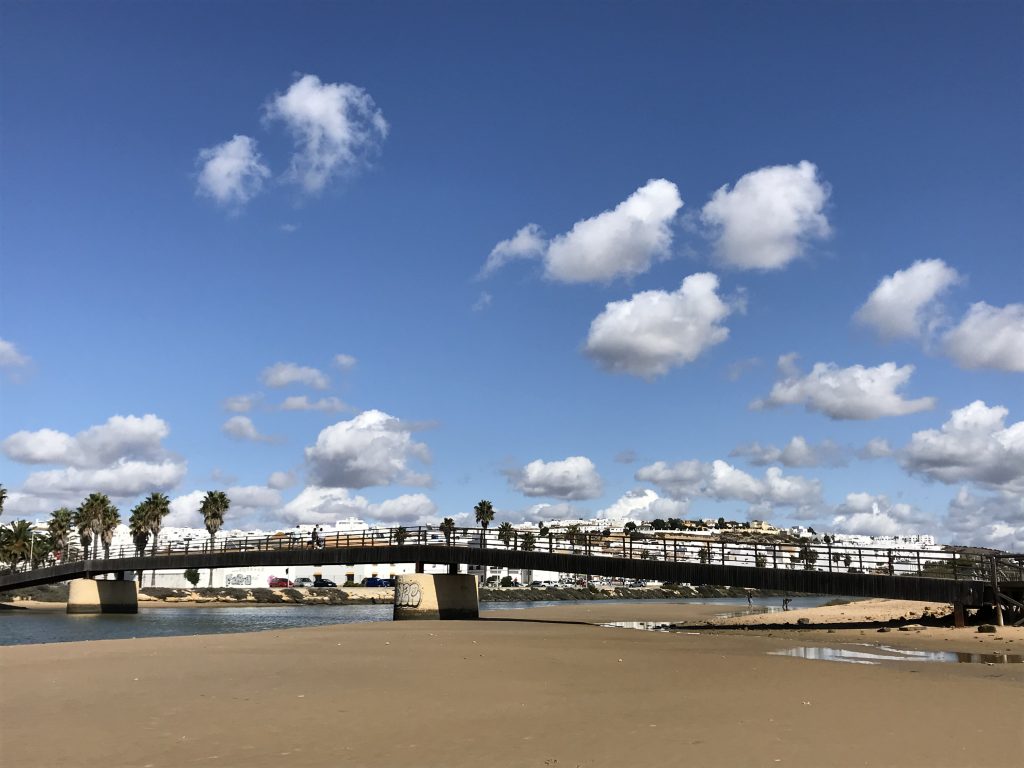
[200,490,230,586]
[127,502,151,584]
[140,492,171,586]
[128,502,151,556]
[439,517,455,545]
[539,523,551,552]
[521,531,536,552]
[48,507,73,562]
[394,526,409,545]
[99,503,120,559]
[497,522,515,549]
[474,499,494,548]
[75,493,110,559]
[2,520,34,572]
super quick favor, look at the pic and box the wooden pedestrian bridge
[3,526,1022,623]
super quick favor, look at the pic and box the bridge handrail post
[772,545,777,569]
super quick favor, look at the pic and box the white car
[293,577,315,588]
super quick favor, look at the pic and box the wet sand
[1,600,1022,767]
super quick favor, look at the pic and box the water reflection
[770,644,1024,665]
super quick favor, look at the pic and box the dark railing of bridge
[7,525,1023,596]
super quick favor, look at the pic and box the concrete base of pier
[393,574,478,620]
[67,578,139,614]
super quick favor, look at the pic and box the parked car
[361,577,388,587]
[268,576,292,587]
[312,578,336,587]
[378,578,394,587]
[293,577,315,588]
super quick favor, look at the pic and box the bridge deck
[0,543,988,606]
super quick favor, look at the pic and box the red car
[268,576,293,587]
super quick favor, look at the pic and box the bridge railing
[14,524,1023,584]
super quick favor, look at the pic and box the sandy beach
[1,599,1022,768]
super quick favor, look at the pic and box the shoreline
[0,582,809,611]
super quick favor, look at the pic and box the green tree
[29,531,53,568]
[0,520,33,571]
[497,521,515,548]
[99,503,121,559]
[183,568,201,587]
[521,531,536,552]
[72,506,93,561]
[439,517,456,545]
[394,526,409,545]
[48,507,73,562]
[144,492,171,587]
[650,518,667,530]
[200,490,231,586]
[75,493,112,559]
[539,523,552,551]
[128,502,151,556]
[754,553,768,569]
[698,544,711,564]
[564,524,583,549]
[474,499,494,548]
[499,575,514,587]
[798,542,819,570]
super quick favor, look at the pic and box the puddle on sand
[601,621,674,632]
[770,644,1024,665]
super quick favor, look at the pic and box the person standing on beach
[747,592,753,607]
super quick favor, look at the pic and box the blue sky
[1,1,1021,547]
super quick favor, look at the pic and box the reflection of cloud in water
[770,645,1024,665]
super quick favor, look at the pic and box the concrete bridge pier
[67,576,139,614]
[393,574,478,620]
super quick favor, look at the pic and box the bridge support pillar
[67,578,138,614]
[393,574,478,621]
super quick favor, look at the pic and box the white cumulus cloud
[333,354,357,371]
[752,355,935,420]
[280,396,348,413]
[264,74,388,194]
[635,459,822,510]
[267,471,297,490]
[510,456,603,500]
[0,338,30,370]
[584,272,733,378]
[223,394,261,413]
[854,259,960,340]
[195,135,270,207]
[222,416,277,443]
[944,488,1024,552]
[262,362,329,390]
[480,224,547,277]
[731,436,846,468]
[23,459,187,499]
[279,486,437,526]
[701,161,830,271]
[901,401,1024,494]
[831,493,931,537]
[545,179,683,283]
[942,302,1024,372]
[3,414,170,467]
[305,410,431,488]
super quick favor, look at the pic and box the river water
[0,596,835,647]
